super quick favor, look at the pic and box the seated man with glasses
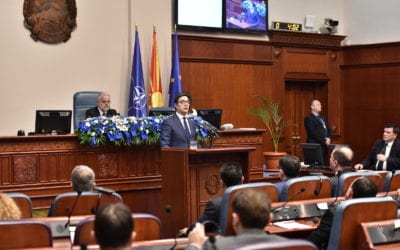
[160,92,197,148]
[86,92,119,118]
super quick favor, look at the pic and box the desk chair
[281,175,332,201]
[219,182,278,236]
[73,91,100,131]
[327,196,398,250]
[382,170,400,192]
[49,191,122,216]
[0,220,52,249]
[6,192,33,218]
[337,171,382,196]
[235,239,317,250]
[73,213,161,245]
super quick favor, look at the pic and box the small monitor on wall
[197,109,222,129]
[35,110,72,135]
[225,0,268,33]
[301,143,325,167]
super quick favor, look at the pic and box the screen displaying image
[176,0,223,29]
[225,0,268,33]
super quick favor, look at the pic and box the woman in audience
[0,193,21,219]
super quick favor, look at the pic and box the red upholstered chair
[6,192,33,218]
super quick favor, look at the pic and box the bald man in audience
[329,146,355,197]
[95,203,135,250]
[307,177,377,249]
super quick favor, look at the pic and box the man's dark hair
[220,162,243,187]
[94,203,134,248]
[71,165,95,192]
[385,123,400,135]
[351,177,377,198]
[279,155,301,178]
[332,149,352,167]
[232,189,271,229]
[174,92,192,105]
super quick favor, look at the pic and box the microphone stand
[314,176,323,196]
[64,191,82,228]
[272,188,306,213]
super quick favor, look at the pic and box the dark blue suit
[304,113,331,162]
[160,114,197,148]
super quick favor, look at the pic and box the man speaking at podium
[160,92,197,148]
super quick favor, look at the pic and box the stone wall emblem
[23,0,77,43]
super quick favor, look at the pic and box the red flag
[149,27,163,108]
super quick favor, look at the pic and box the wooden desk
[161,146,255,237]
[359,219,400,250]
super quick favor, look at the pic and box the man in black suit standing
[304,100,332,163]
[160,92,197,148]
[85,92,118,118]
[355,123,400,171]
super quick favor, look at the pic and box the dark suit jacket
[160,114,197,148]
[330,167,354,197]
[197,196,222,224]
[85,107,118,118]
[185,229,286,250]
[307,204,336,249]
[361,139,400,170]
[304,113,331,145]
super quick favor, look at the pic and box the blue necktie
[183,117,191,140]
[317,116,327,137]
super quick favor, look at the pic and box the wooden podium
[160,146,255,237]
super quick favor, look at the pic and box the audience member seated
[0,193,21,219]
[355,123,400,171]
[95,203,135,250]
[180,162,244,236]
[274,155,301,201]
[186,189,286,250]
[329,145,355,197]
[307,176,378,249]
[85,92,119,118]
[48,164,95,216]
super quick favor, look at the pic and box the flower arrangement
[75,115,216,147]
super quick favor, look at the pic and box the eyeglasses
[178,100,190,104]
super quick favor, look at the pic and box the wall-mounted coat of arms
[23,0,77,43]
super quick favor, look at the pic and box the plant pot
[263,152,287,171]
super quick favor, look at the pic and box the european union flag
[128,29,147,117]
[168,31,182,107]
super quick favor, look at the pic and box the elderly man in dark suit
[355,123,400,171]
[304,100,332,163]
[160,92,197,148]
[85,92,118,118]
[186,189,286,250]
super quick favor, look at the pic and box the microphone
[165,205,178,250]
[64,190,82,228]
[94,186,115,195]
[272,188,306,213]
[314,176,323,196]
[91,193,102,214]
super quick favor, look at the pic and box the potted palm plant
[249,95,291,170]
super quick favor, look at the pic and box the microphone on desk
[165,205,179,250]
[91,193,102,214]
[329,171,343,207]
[271,188,306,213]
[64,190,82,228]
[314,176,324,196]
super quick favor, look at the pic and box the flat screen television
[225,0,268,33]
[197,109,222,129]
[35,110,72,135]
[148,107,175,116]
[175,0,223,31]
[301,143,325,168]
